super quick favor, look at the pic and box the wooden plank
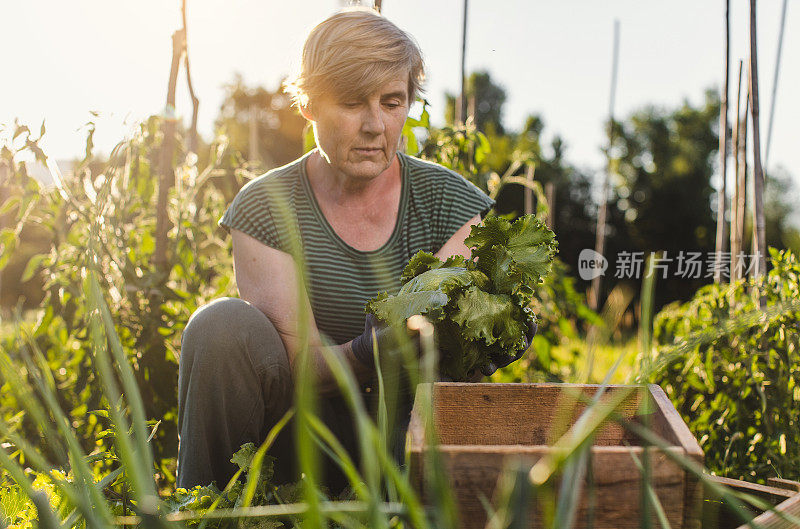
[430,383,641,446]
[648,384,703,458]
[649,384,704,528]
[423,446,687,529]
[768,478,800,493]
[713,476,797,502]
[738,493,800,529]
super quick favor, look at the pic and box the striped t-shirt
[219,150,494,345]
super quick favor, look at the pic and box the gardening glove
[350,314,395,367]
[351,313,427,367]
[480,319,538,376]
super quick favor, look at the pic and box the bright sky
[2,1,798,210]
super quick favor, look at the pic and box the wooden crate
[703,476,798,528]
[406,383,704,529]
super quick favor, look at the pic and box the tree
[603,90,720,308]
[215,76,306,173]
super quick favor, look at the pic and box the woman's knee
[181,297,289,375]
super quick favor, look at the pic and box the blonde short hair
[284,7,425,109]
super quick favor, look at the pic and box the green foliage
[401,99,431,157]
[0,118,240,480]
[368,214,556,380]
[651,248,800,483]
[603,90,721,310]
[420,121,491,192]
[163,443,301,528]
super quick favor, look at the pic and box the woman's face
[308,76,410,183]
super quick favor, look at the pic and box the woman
[177,7,494,490]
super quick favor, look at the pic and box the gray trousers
[176,297,408,492]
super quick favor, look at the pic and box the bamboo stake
[154,29,185,272]
[736,86,749,273]
[730,60,744,280]
[467,93,476,124]
[457,0,468,125]
[524,163,534,216]
[545,181,555,229]
[249,103,259,163]
[748,0,767,307]
[182,0,200,154]
[764,0,788,170]
[589,19,620,312]
[714,0,730,283]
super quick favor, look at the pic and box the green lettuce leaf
[370,267,475,323]
[400,251,442,283]
[399,267,473,295]
[451,286,526,350]
[368,290,450,323]
[466,213,556,297]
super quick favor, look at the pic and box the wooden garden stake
[524,163,534,216]
[182,0,200,154]
[730,60,744,280]
[714,0,730,284]
[545,181,555,228]
[748,0,767,307]
[590,19,620,312]
[764,0,788,170]
[457,0,468,125]
[154,28,185,273]
[249,103,260,163]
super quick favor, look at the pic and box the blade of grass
[84,275,158,504]
[30,490,61,529]
[530,385,638,486]
[408,315,459,529]
[316,337,430,529]
[372,330,398,502]
[149,500,408,524]
[241,409,295,507]
[0,356,109,528]
[86,267,158,500]
[553,447,590,529]
[627,447,671,529]
[617,417,767,528]
[639,255,657,529]
[314,339,387,529]
[16,336,116,526]
[306,413,368,501]
[272,195,325,529]
[486,461,534,529]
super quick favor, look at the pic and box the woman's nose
[361,104,386,135]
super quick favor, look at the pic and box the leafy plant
[651,247,800,483]
[368,214,557,380]
[0,118,240,482]
[163,443,302,528]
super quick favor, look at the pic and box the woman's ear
[299,102,314,122]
